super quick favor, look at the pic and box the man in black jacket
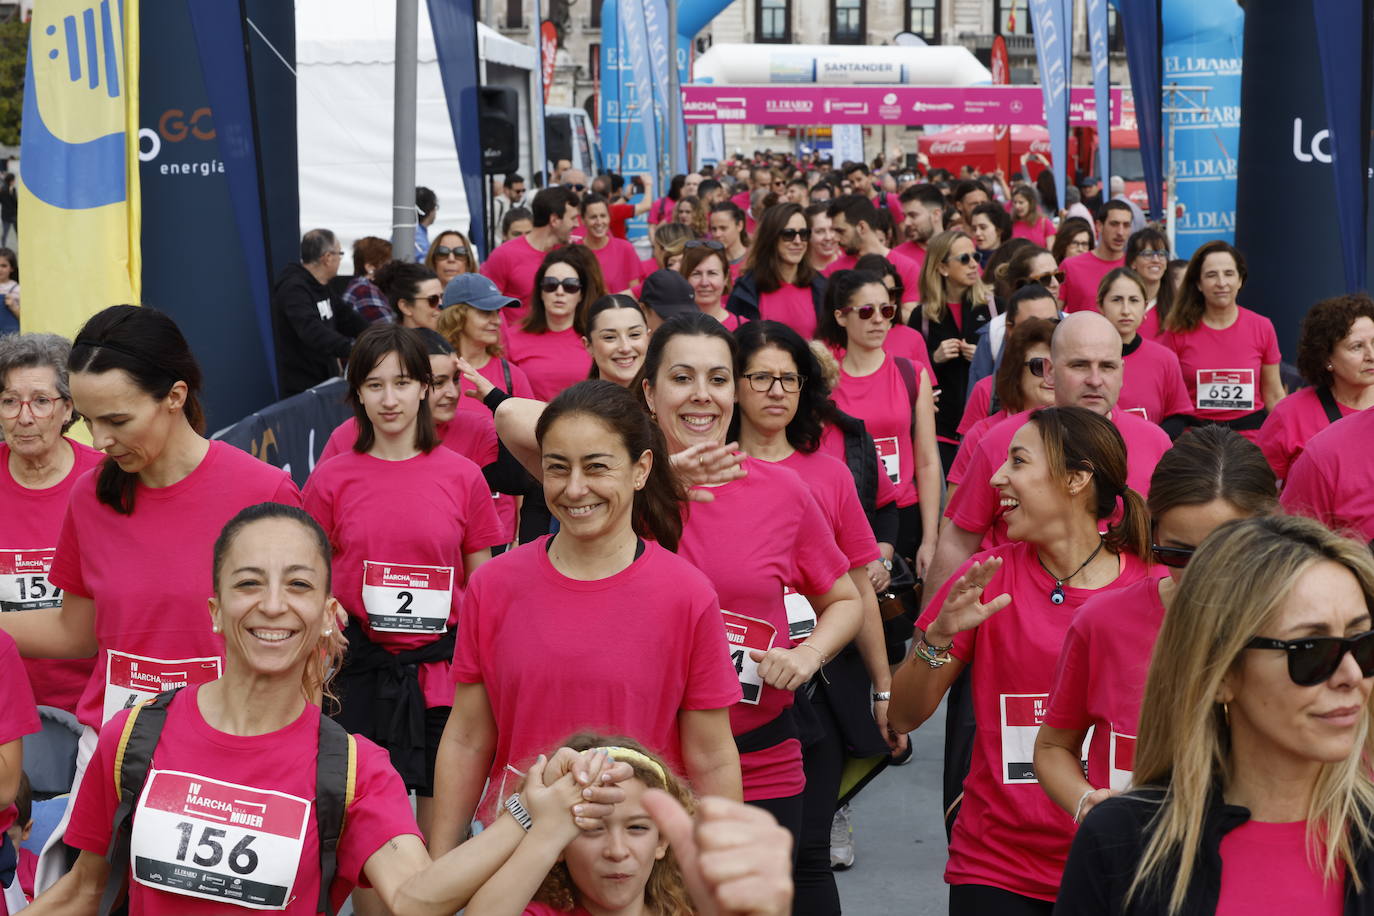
[271,228,370,397]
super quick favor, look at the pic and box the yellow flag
[18,0,141,340]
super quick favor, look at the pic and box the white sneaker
[829,804,854,870]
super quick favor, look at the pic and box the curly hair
[1296,293,1374,388]
[436,302,504,359]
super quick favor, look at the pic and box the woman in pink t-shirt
[1010,186,1055,249]
[1037,427,1277,823]
[1259,293,1374,482]
[375,260,444,331]
[507,248,603,401]
[892,407,1154,912]
[708,201,750,278]
[805,203,839,275]
[1096,267,1192,425]
[681,242,743,331]
[304,325,504,838]
[579,194,642,295]
[578,294,649,388]
[1158,241,1285,440]
[1124,227,1173,340]
[853,254,935,377]
[1058,515,1374,914]
[726,204,826,340]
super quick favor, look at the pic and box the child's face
[563,778,667,911]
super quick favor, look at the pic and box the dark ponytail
[69,305,205,515]
[536,380,686,551]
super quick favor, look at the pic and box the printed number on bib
[874,437,901,485]
[104,652,222,725]
[0,548,60,613]
[1109,728,1136,793]
[999,694,1088,784]
[722,611,776,705]
[131,769,310,910]
[362,561,454,633]
[782,587,816,641]
[1196,369,1254,412]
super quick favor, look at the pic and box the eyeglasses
[684,239,725,251]
[743,371,806,393]
[0,395,61,419]
[407,294,442,308]
[1150,544,1194,569]
[1245,630,1374,687]
[946,252,977,265]
[778,228,812,242]
[435,246,468,260]
[1024,357,1048,378]
[841,303,897,321]
[540,277,583,293]
[1135,249,1169,261]
[1024,271,1066,287]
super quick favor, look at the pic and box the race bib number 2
[131,769,309,910]
[361,561,454,633]
[722,611,776,705]
[0,549,60,613]
[1196,369,1254,412]
[104,652,222,725]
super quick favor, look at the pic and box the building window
[589,0,600,28]
[756,0,791,43]
[995,0,1030,36]
[831,0,864,44]
[905,0,938,42]
[504,0,523,29]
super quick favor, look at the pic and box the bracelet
[1073,788,1096,825]
[798,643,828,665]
[872,691,891,702]
[505,793,533,831]
[913,638,953,669]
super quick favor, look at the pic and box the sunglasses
[435,246,468,260]
[1024,271,1066,287]
[685,239,725,251]
[841,303,897,321]
[1246,630,1374,686]
[1150,544,1194,569]
[562,183,586,192]
[1024,357,1048,378]
[779,228,812,242]
[540,277,583,294]
[946,252,977,265]
[407,294,442,308]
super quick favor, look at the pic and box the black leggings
[793,693,846,916]
[747,793,804,864]
[949,884,1054,916]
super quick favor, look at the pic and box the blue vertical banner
[1311,0,1368,291]
[1161,0,1242,257]
[641,0,686,176]
[1029,0,1071,211]
[1113,0,1164,220]
[603,0,658,177]
[427,0,487,255]
[1087,0,1111,186]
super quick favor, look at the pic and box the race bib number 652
[1196,369,1255,412]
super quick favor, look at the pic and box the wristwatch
[504,793,533,831]
[872,691,891,702]
[881,557,894,572]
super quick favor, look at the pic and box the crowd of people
[0,149,1372,916]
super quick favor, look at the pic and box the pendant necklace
[1038,537,1105,605]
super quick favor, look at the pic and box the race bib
[1196,369,1254,412]
[722,611,776,705]
[782,588,816,641]
[1109,728,1136,793]
[874,437,901,485]
[361,561,453,633]
[131,769,310,910]
[0,548,60,613]
[1000,694,1047,783]
[1124,406,1149,421]
[104,652,222,725]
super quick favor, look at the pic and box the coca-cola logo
[930,141,966,154]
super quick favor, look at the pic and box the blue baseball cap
[442,273,520,311]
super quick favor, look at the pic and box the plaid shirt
[343,276,393,324]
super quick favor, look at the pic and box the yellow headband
[605,746,668,786]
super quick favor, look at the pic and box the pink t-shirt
[452,538,741,823]
[481,235,556,320]
[65,686,419,915]
[1216,821,1344,916]
[304,448,503,705]
[0,439,104,712]
[457,357,537,543]
[48,441,301,730]
[776,450,880,569]
[506,325,593,401]
[888,250,925,304]
[892,240,927,276]
[524,905,592,916]
[957,375,995,437]
[1118,336,1192,424]
[945,409,1172,548]
[1258,386,1361,482]
[1011,217,1055,248]
[830,354,923,508]
[821,252,857,277]
[0,630,38,835]
[1059,250,1124,314]
[916,541,1152,901]
[948,410,1011,487]
[758,284,819,340]
[587,236,642,294]
[1138,307,1163,340]
[677,458,849,801]
[817,425,902,511]
[1281,409,1374,544]
[885,324,933,377]
[318,416,497,471]
[1043,576,1166,792]
[1158,307,1282,428]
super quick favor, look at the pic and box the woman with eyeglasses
[1051,217,1093,267]
[804,202,840,275]
[853,253,934,380]
[1035,427,1277,832]
[917,230,994,470]
[1057,513,1374,915]
[892,407,1154,915]
[425,230,478,286]
[727,203,828,340]
[1096,268,1192,426]
[375,261,444,332]
[579,192,641,296]
[507,247,604,401]
[1124,228,1173,339]
[817,271,942,580]
[1010,185,1055,249]
[1259,293,1374,483]
[681,241,742,330]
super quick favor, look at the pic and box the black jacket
[1057,787,1374,915]
[271,263,369,397]
[726,271,828,326]
[919,297,991,441]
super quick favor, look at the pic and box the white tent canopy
[692,43,992,86]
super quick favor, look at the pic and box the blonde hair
[534,734,695,916]
[424,229,479,275]
[918,229,992,323]
[436,302,503,358]
[1129,515,1374,913]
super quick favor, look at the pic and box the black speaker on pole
[478,87,520,175]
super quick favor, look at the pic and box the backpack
[100,689,356,916]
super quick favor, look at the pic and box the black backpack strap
[1315,385,1344,424]
[315,713,357,916]
[895,357,918,408]
[99,688,179,916]
[501,358,512,393]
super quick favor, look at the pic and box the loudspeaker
[478,87,520,175]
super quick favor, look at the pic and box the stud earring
[322,627,333,637]
[1328,364,1334,371]
[211,622,221,634]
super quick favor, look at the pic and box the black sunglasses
[778,228,812,242]
[1022,271,1066,287]
[1024,357,1048,378]
[1246,630,1374,686]
[540,277,583,293]
[685,239,725,251]
[406,293,442,308]
[435,246,468,260]
[1150,544,1194,569]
